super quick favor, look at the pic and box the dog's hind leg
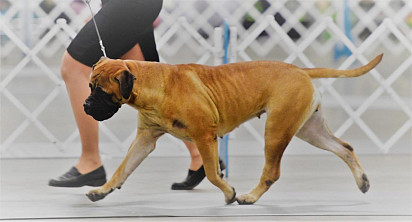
[86,128,162,202]
[236,109,296,205]
[296,104,370,193]
[237,93,318,205]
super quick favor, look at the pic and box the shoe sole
[49,178,106,188]
[171,186,195,190]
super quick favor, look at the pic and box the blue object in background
[334,0,353,61]
[218,21,230,178]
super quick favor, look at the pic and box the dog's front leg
[195,137,236,204]
[86,129,161,202]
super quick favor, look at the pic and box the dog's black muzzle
[84,86,121,121]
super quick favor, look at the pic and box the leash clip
[99,40,107,58]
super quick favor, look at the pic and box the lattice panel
[1,0,411,157]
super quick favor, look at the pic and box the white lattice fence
[1,0,411,158]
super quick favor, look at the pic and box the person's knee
[60,60,71,82]
[61,51,91,82]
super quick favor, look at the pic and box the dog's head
[84,58,136,121]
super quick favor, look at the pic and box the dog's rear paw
[86,188,112,202]
[236,193,257,205]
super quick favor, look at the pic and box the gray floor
[1,155,411,221]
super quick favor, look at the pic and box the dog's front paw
[236,193,258,205]
[86,188,113,202]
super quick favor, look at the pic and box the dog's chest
[140,110,192,141]
[162,119,192,141]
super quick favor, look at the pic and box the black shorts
[67,0,162,67]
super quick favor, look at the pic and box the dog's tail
[303,54,383,79]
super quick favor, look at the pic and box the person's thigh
[67,0,162,67]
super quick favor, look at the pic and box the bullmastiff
[83,54,383,204]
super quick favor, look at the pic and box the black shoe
[171,159,226,190]
[48,166,107,187]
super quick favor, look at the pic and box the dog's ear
[118,70,136,100]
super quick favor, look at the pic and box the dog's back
[173,61,314,136]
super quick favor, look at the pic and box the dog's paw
[225,187,236,205]
[86,188,112,202]
[359,174,370,193]
[236,193,258,205]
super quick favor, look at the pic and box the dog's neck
[124,61,171,112]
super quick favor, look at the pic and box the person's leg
[62,43,145,174]
[50,0,163,187]
[183,141,203,171]
[50,43,147,187]
[61,51,101,174]
[48,51,106,187]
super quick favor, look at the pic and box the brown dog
[84,54,383,204]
